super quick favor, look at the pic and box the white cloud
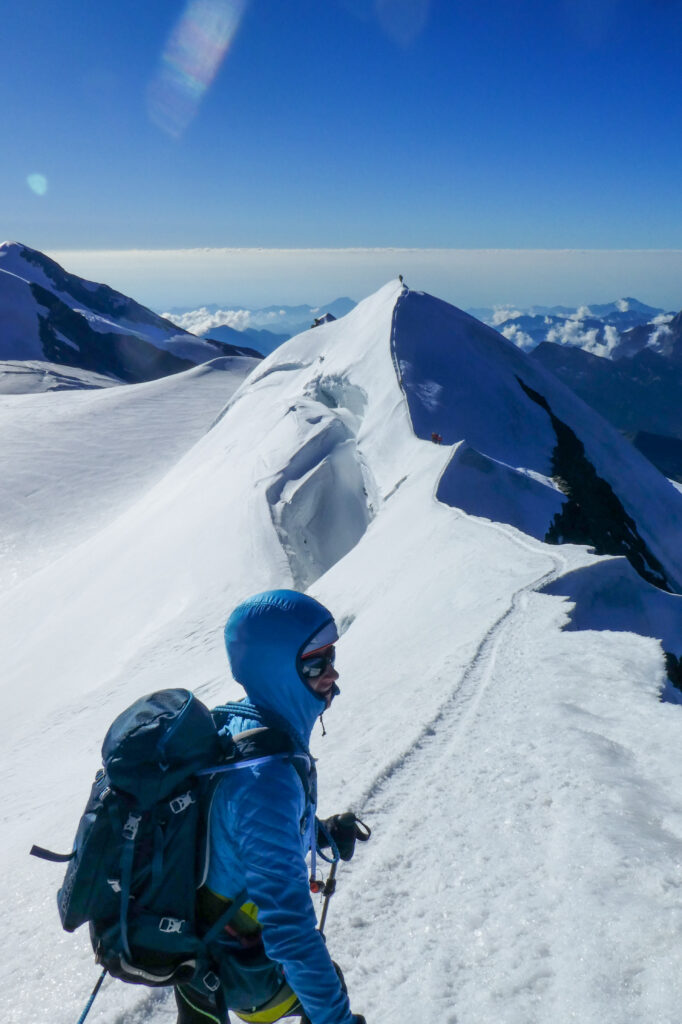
[547,319,599,350]
[163,307,253,335]
[645,313,675,354]
[545,318,619,359]
[491,306,523,326]
[601,324,620,356]
[500,323,535,351]
[647,322,673,353]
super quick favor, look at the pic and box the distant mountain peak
[0,243,261,386]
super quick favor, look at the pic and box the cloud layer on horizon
[44,247,682,313]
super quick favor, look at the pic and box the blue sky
[4,0,682,305]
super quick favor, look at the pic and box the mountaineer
[175,589,368,1024]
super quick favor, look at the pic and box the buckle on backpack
[169,791,195,814]
[203,971,220,992]
[159,917,186,934]
[122,814,141,841]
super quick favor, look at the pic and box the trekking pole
[75,968,107,1024]
[314,815,371,936]
[318,859,338,937]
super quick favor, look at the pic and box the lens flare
[148,0,248,139]
[27,174,48,196]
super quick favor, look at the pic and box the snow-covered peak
[0,240,67,289]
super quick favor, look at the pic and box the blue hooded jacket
[206,590,353,1024]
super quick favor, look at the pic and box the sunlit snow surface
[0,359,120,394]
[0,357,258,588]
[1,282,681,1024]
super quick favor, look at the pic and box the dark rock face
[531,342,682,441]
[665,652,682,694]
[518,377,674,593]
[32,284,195,383]
[530,343,682,479]
[311,313,337,328]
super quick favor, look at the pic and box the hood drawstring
[319,713,327,737]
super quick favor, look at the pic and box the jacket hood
[224,589,338,745]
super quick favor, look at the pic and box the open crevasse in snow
[1,280,681,1024]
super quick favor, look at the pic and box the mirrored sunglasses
[300,645,336,679]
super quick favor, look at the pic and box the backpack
[31,688,297,999]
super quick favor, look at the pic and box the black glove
[319,812,371,862]
[351,1016,367,1023]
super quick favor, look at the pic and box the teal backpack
[31,689,295,1002]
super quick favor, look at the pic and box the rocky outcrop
[518,378,674,592]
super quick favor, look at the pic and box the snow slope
[1,281,681,1024]
[0,359,120,394]
[0,356,258,588]
[394,290,682,592]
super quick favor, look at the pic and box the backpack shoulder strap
[208,703,313,800]
[232,724,295,759]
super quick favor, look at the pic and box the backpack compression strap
[30,845,75,862]
[200,888,249,946]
